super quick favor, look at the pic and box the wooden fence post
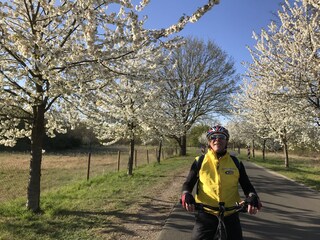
[135,150,137,167]
[117,151,121,172]
[87,152,91,181]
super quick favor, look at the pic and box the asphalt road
[158,161,320,240]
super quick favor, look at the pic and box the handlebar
[195,202,247,213]
[180,199,248,213]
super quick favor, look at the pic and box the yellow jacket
[195,149,240,216]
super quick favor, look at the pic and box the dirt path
[105,166,190,240]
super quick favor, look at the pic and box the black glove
[181,192,195,207]
[246,193,260,208]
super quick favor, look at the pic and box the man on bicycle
[181,125,262,240]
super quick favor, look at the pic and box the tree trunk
[262,139,266,161]
[180,135,187,156]
[252,139,255,158]
[26,104,45,213]
[127,138,135,175]
[157,140,162,163]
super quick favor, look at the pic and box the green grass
[0,155,194,240]
[238,151,320,191]
[0,148,175,202]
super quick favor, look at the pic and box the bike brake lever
[236,202,248,213]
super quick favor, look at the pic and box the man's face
[208,134,227,153]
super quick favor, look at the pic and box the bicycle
[193,201,248,240]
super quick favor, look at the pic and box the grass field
[237,149,320,191]
[0,153,194,240]
[0,146,177,203]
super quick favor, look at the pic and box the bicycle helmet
[206,125,230,141]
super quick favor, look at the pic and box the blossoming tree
[248,0,320,123]
[0,0,220,212]
[232,0,320,165]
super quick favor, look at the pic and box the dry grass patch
[0,147,168,203]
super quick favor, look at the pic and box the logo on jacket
[223,168,235,175]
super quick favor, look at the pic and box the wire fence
[0,146,179,203]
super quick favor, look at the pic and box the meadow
[0,145,177,203]
[0,152,193,240]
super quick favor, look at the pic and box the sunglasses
[209,134,227,141]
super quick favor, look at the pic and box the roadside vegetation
[0,145,176,203]
[0,154,194,240]
[238,150,320,192]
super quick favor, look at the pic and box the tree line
[230,0,320,167]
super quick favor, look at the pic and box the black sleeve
[181,160,199,193]
[238,162,258,197]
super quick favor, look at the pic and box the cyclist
[181,125,262,240]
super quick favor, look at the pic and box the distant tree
[232,76,315,167]
[187,124,209,147]
[227,118,272,159]
[158,37,238,155]
[86,75,165,175]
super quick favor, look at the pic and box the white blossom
[232,0,320,155]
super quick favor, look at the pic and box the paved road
[158,161,320,240]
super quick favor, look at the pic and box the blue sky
[143,0,290,76]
